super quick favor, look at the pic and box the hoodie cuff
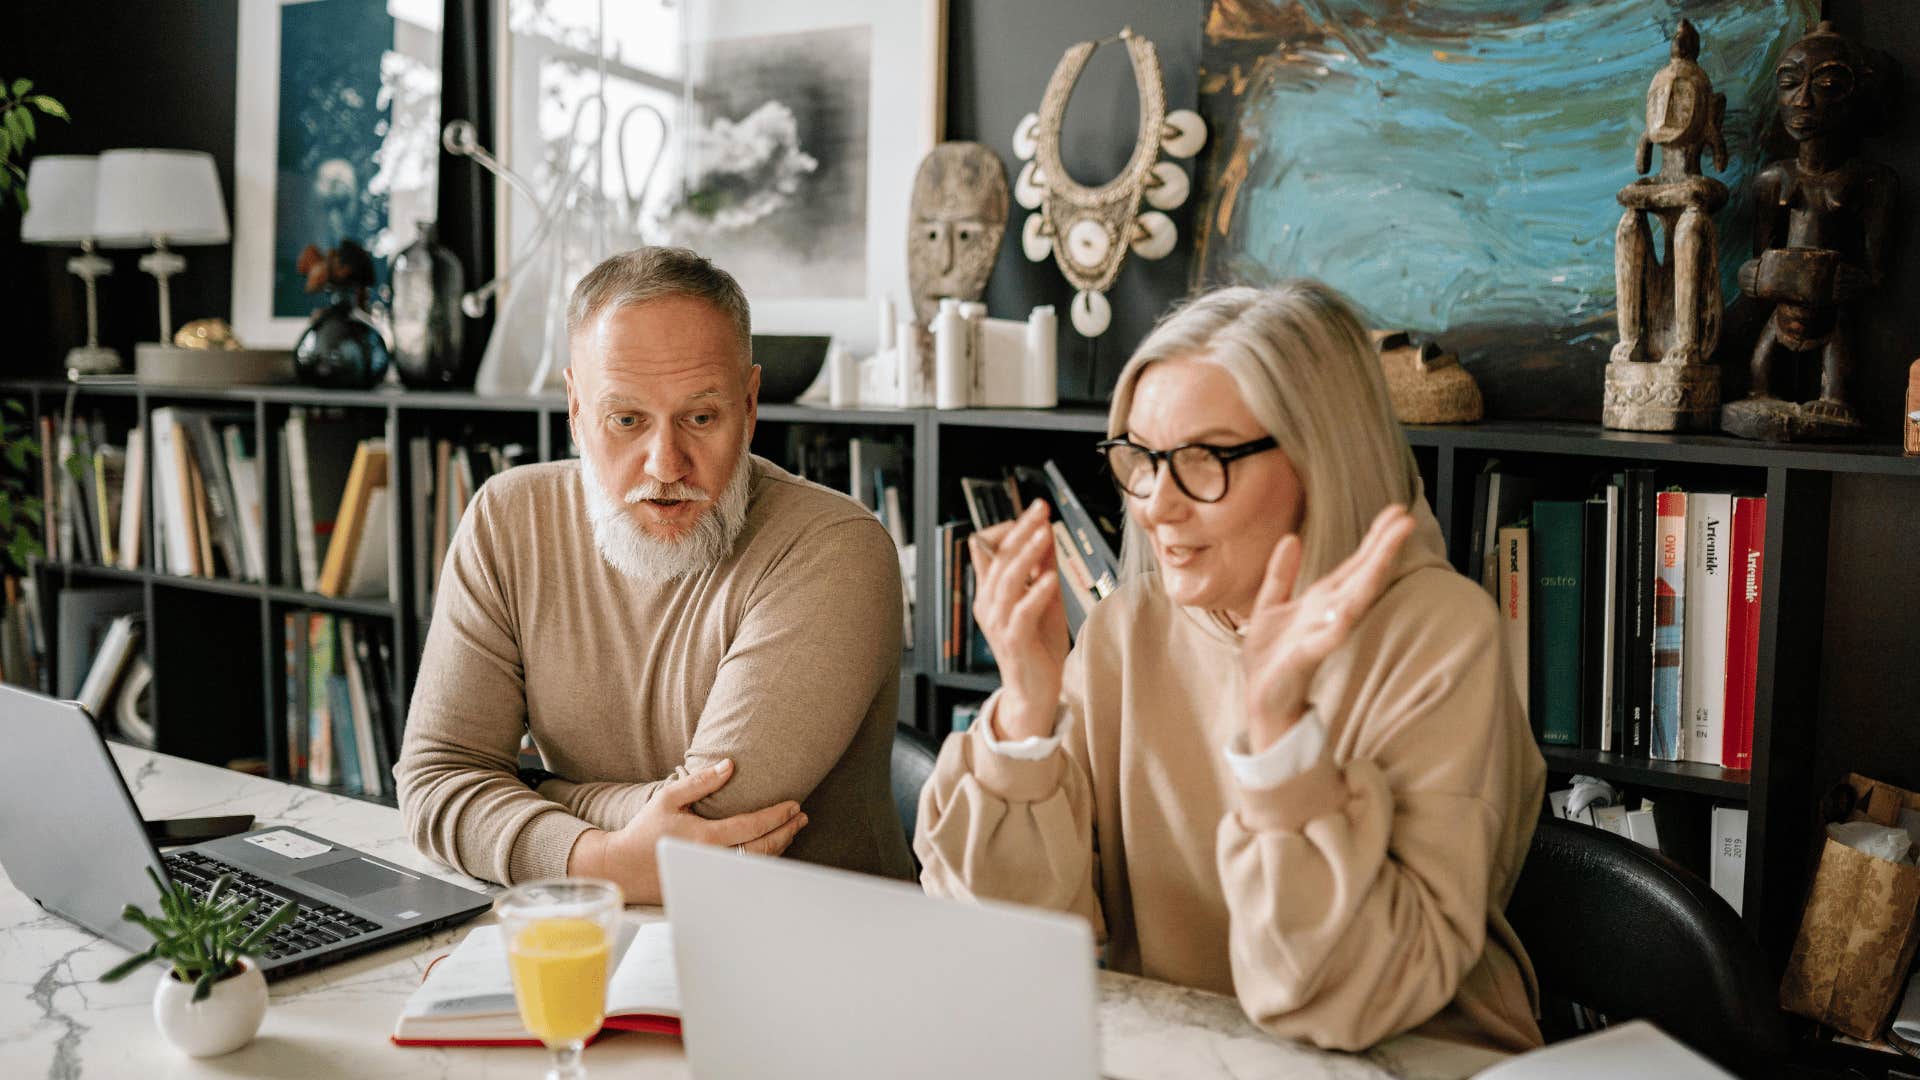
[1234,750,1349,835]
[1223,710,1327,790]
[967,691,1069,802]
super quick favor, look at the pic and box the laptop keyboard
[163,851,383,962]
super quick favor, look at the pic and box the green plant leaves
[10,79,31,98]
[98,946,161,984]
[29,95,66,121]
[101,865,300,991]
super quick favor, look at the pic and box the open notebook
[392,920,681,1046]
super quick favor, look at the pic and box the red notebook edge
[389,948,684,1048]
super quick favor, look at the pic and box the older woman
[915,281,1545,1052]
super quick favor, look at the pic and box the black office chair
[1506,816,1788,1076]
[891,724,941,856]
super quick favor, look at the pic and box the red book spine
[1722,496,1765,770]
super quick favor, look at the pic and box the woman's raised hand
[1241,504,1416,753]
[968,500,1072,741]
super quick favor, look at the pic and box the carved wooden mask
[907,142,1010,326]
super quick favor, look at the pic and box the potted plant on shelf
[100,867,299,1057]
[0,77,69,213]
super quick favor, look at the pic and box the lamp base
[65,344,126,377]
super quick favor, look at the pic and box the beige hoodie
[915,499,1545,1052]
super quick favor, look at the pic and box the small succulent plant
[99,867,299,1001]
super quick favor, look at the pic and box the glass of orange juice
[496,878,622,1080]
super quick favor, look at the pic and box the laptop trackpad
[295,857,410,898]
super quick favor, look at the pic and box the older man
[396,247,913,901]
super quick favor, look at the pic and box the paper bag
[1780,774,1920,1041]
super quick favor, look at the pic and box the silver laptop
[0,684,490,978]
[659,838,1100,1080]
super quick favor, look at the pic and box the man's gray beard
[578,443,754,583]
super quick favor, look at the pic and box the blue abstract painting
[1195,0,1818,418]
[273,0,394,318]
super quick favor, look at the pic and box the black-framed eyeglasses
[1094,435,1279,503]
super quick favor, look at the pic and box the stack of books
[1473,466,1765,771]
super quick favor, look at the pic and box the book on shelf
[1619,468,1658,757]
[415,436,534,616]
[1585,482,1621,753]
[1650,490,1688,762]
[221,424,266,582]
[1040,460,1119,600]
[38,415,57,565]
[117,427,144,571]
[76,613,142,720]
[1722,496,1766,771]
[1711,806,1748,916]
[286,410,369,592]
[91,445,125,567]
[1471,465,1535,595]
[1497,524,1530,722]
[0,577,42,691]
[55,585,143,701]
[392,921,681,1046]
[317,440,391,599]
[282,610,399,798]
[1529,500,1584,747]
[1682,493,1733,766]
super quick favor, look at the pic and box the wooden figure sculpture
[1603,19,1728,433]
[907,142,1009,328]
[1721,21,1898,443]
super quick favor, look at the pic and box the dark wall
[6,1,1911,419]
[0,0,239,372]
[946,0,1202,405]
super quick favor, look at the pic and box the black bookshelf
[9,375,1920,985]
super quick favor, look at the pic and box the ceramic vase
[151,956,268,1057]
[295,289,392,389]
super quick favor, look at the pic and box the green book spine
[1530,500,1585,746]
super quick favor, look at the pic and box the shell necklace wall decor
[1014,27,1206,337]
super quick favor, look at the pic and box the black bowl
[752,334,831,403]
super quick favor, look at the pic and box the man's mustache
[622,481,713,504]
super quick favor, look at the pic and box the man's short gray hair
[566,246,753,365]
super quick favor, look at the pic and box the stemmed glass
[497,878,623,1080]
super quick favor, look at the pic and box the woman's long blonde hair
[1108,280,1419,592]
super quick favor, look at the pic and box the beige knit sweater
[916,500,1545,1052]
[397,456,914,886]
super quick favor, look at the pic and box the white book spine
[150,410,198,576]
[1682,493,1733,765]
[286,414,320,592]
[223,426,265,582]
[117,427,145,570]
[1711,806,1748,915]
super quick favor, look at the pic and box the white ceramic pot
[151,956,269,1057]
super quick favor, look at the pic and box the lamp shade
[93,149,231,246]
[19,155,101,245]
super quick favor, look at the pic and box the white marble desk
[1,747,1507,1080]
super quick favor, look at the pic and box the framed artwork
[1193,0,1817,419]
[496,0,944,354]
[232,0,443,347]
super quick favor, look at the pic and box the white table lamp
[93,149,231,344]
[21,154,133,375]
